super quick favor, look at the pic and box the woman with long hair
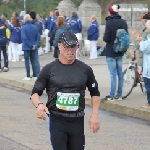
[8,17,22,62]
[53,16,71,59]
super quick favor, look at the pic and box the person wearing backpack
[102,4,128,101]
[0,18,10,72]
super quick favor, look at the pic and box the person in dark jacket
[29,11,42,73]
[69,12,83,59]
[102,4,128,101]
[87,15,99,59]
[0,19,10,72]
[21,14,40,81]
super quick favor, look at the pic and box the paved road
[0,84,150,150]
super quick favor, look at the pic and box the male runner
[31,30,100,150]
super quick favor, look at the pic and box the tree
[14,0,20,10]
[0,0,3,6]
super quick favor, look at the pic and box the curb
[85,98,150,121]
[1,77,150,122]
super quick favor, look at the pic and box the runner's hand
[36,104,49,120]
[89,114,100,133]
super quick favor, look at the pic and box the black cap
[143,12,150,20]
[59,30,79,47]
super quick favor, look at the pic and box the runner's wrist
[35,102,43,108]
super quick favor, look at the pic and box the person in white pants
[87,15,99,59]
[69,12,83,59]
[89,41,97,59]
[75,33,82,59]
[8,42,20,61]
[8,17,22,62]
[44,29,50,53]
[44,11,55,53]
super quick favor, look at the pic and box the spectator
[53,16,71,59]
[132,12,150,73]
[29,11,42,72]
[87,15,99,59]
[0,18,10,72]
[61,11,70,23]
[8,17,22,62]
[12,12,19,18]
[102,4,128,101]
[19,11,26,25]
[69,12,82,59]
[21,14,40,80]
[44,11,55,53]
[1,13,10,27]
[138,20,150,108]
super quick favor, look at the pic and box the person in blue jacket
[102,4,128,101]
[61,11,70,24]
[69,12,83,59]
[87,15,99,59]
[0,18,10,72]
[21,14,40,81]
[8,17,22,62]
[44,11,54,53]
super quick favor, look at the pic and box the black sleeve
[86,66,100,97]
[103,21,111,42]
[31,64,50,96]
[49,29,57,45]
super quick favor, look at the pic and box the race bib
[56,92,80,111]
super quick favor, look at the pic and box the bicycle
[122,50,146,99]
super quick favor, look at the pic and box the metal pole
[24,0,26,12]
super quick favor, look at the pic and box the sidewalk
[1,52,150,121]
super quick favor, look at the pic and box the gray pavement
[0,52,150,121]
[0,84,150,150]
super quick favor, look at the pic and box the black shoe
[101,95,113,101]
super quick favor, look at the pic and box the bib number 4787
[56,92,80,111]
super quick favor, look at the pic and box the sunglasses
[61,43,78,50]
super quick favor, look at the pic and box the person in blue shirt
[0,18,10,72]
[8,17,22,62]
[21,14,40,81]
[61,11,70,24]
[69,12,82,59]
[19,11,26,26]
[138,20,150,108]
[87,15,99,59]
[44,11,54,53]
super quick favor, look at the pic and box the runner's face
[58,43,77,61]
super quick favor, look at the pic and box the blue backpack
[111,20,130,53]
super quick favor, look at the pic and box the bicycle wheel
[122,66,137,99]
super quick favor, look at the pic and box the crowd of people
[0,9,100,77]
[101,5,150,109]
[0,3,150,150]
